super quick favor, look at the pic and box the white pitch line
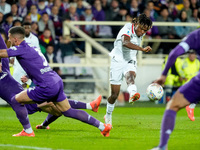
[0,144,71,150]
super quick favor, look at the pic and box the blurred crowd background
[1,0,200,58]
[0,0,200,96]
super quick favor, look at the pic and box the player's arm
[162,45,186,76]
[0,49,9,58]
[121,35,152,52]
[155,44,186,85]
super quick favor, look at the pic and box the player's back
[6,41,60,87]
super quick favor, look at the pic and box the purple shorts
[25,104,42,114]
[179,75,200,103]
[27,80,67,104]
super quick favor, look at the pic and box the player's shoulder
[29,33,39,40]
[123,23,132,30]
[9,44,24,51]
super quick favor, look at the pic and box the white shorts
[110,58,137,85]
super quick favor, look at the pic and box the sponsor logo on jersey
[40,66,52,74]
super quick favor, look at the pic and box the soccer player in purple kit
[0,33,102,135]
[151,28,200,150]
[0,26,112,137]
[0,35,34,136]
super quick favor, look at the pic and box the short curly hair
[132,13,152,30]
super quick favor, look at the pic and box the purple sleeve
[162,45,185,76]
[6,46,23,57]
[0,35,9,71]
[0,35,7,49]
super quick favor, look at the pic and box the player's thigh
[179,76,200,104]
[15,90,33,104]
[166,90,190,111]
[123,61,137,82]
[38,102,62,116]
[54,99,71,112]
[110,58,124,85]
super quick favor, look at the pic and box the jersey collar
[132,24,134,34]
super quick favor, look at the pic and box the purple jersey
[162,28,200,76]
[6,41,61,87]
[0,35,22,103]
[162,28,200,103]
[0,67,23,105]
[0,35,41,114]
[0,59,41,114]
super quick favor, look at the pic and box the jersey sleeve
[121,24,132,38]
[6,46,24,57]
[162,45,185,76]
[0,34,10,72]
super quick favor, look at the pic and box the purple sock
[11,96,31,129]
[62,108,100,128]
[68,99,86,109]
[42,114,60,126]
[159,109,176,148]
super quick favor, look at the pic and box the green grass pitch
[0,102,200,150]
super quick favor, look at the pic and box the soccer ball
[146,83,164,101]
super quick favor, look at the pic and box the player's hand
[153,75,166,86]
[143,46,152,52]
[21,75,29,83]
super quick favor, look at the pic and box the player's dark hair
[132,13,152,30]
[46,43,54,48]
[22,22,31,26]
[9,26,25,40]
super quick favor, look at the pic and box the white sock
[127,84,137,96]
[86,103,92,110]
[24,127,33,134]
[41,123,47,128]
[98,122,105,131]
[189,103,196,109]
[106,101,115,117]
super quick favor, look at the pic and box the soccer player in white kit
[105,14,153,125]
[12,22,40,86]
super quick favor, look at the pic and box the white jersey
[12,33,40,84]
[110,23,144,62]
[24,33,40,49]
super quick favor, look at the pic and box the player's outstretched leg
[127,84,140,103]
[36,96,102,129]
[186,103,196,121]
[157,109,176,149]
[36,114,56,129]
[68,95,102,112]
[62,108,112,137]
[11,96,35,137]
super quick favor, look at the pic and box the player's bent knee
[166,91,190,111]
[166,100,181,112]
